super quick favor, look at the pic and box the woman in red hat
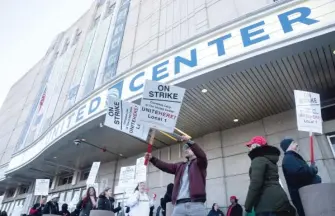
[226,196,242,216]
[244,136,295,216]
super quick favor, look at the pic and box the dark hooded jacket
[59,204,70,216]
[97,194,121,213]
[282,150,321,216]
[207,204,224,216]
[244,145,292,214]
[160,183,173,216]
[226,202,243,216]
[42,201,60,215]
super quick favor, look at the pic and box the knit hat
[280,138,294,152]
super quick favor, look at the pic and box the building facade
[0,0,335,214]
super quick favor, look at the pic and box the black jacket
[282,151,321,216]
[42,201,60,215]
[227,204,243,216]
[207,209,224,216]
[77,197,97,216]
[60,204,70,216]
[97,195,121,213]
[161,183,173,216]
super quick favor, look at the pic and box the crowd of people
[25,135,321,216]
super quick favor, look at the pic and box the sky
[0,0,94,109]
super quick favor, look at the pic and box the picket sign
[294,90,323,164]
[138,80,186,165]
[34,179,50,196]
[119,166,136,187]
[104,94,150,141]
[138,80,185,133]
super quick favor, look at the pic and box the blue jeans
[172,202,206,216]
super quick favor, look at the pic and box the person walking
[280,138,322,216]
[76,187,97,216]
[207,203,224,216]
[97,187,121,213]
[244,136,295,216]
[145,135,208,216]
[226,196,242,216]
[43,195,60,215]
[126,182,154,216]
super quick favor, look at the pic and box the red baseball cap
[246,136,267,147]
[230,196,237,200]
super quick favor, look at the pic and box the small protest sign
[135,157,146,183]
[138,80,185,133]
[294,90,322,134]
[34,179,50,196]
[104,96,149,141]
[119,166,136,186]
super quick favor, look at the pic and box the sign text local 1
[104,91,150,141]
[139,80,185,133]
[294,90,322,134]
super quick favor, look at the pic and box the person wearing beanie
[244,136,295,216]
[280,138,322,216]
[226,196,242,216]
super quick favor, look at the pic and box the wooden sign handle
[144,129,156,166]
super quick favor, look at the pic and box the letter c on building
[129,71,145,92]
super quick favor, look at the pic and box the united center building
[0,0,335,214]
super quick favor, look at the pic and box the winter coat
[126,190,153,216]
[59,204,70,216]
[42,201,60,215]
[150,142,207,204]
[97,195,121,213]
[226,204,243,216]
[76,197,97,216]
[207,209,224,216]
[244,145,292,214]
[29,203,45,216]
[282,151,322,216]
[160,183,173,216]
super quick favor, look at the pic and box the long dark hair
[82,187,97,207]
[1,211,8,216]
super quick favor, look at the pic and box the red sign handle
[310,132,315,164]
[144,130,156,166]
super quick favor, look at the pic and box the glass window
[61,38,70,55]
[18,185,29,195]
[72,29,82,46]
[91,15,101,30]
[6,189,15,198]
[327,135,335,158]
[65,190,73,204]
[81,170,90,181]
[104,1,115,18]
[59,176,73,186]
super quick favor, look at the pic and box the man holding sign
[145,135,207,216]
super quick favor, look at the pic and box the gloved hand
[310,163,318,174]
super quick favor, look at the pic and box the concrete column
[72,170,80,185]
[299,183,335,216]
[50,176,58,190]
